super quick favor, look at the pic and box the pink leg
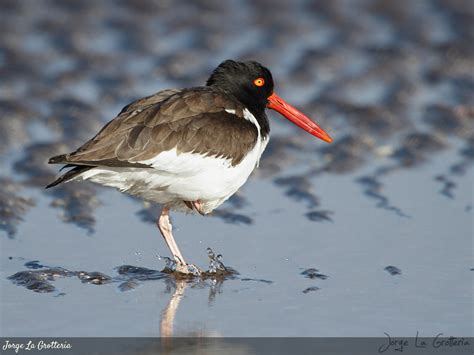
[157,207,186,265]
[157,207,201,275]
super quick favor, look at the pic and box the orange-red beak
[267,93,332,143]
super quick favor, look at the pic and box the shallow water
[0,0,473,342]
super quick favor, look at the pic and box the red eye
[254,78,265,87]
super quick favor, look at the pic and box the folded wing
[49,88,259,174]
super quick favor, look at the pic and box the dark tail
[45,165,94,189]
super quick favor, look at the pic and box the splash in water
[8,250,241,294]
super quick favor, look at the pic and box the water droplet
[207,248,227,274]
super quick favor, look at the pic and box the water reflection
[7,254,245,339]
[6,251,284,348]
[160,279,186,338]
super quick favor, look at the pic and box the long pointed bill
[267,93,332,143]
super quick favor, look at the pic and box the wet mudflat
[0,0,473,340]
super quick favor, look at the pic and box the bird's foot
[175,262,202,276]
[160,256,202,276]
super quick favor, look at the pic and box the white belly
[77,137,269,213]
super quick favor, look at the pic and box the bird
[46,60,332,275]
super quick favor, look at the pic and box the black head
[207,59,334,144]
[206,60,274,118]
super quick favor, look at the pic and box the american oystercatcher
[46,60,332,274]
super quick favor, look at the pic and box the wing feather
[49,87,257,169]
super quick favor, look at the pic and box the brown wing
[118,89,181,115]
[49,88,258,168]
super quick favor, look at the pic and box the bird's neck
[243,104,270,139]
[255,110,270,139]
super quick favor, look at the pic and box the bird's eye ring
[254,78,265,87]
